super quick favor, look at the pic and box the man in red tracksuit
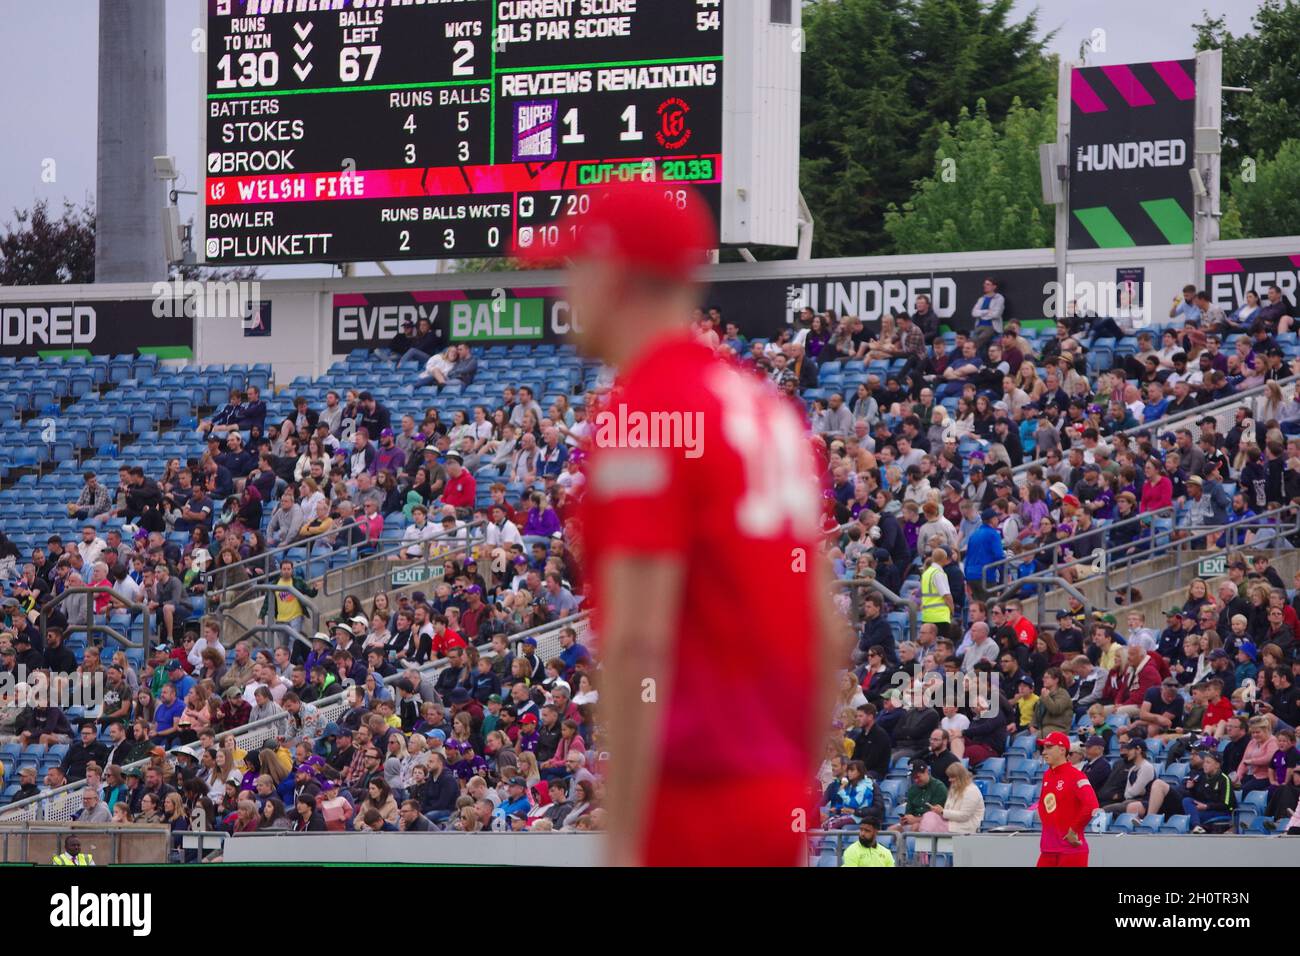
[1035,731,1099,867]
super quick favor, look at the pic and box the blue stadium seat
[1239,815,1272,835]
[1005,809,1035,829]
[982,808,1010,830]
[879,778,907,804]
[1238,790,1268,819]
[973,757,1005,783]
[1135,813,1164,833]
[1159,762,1188,787]
[108,354,136,384]
[1007,783,1038,808]
[1160,814,1191,834]
[984,783,1012,808]
[1005,735,1036,757]
[1004,756,1038,782]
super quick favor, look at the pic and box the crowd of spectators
[5,277,1300,859]
[0,331,603,848]
[0,607,601,848]
[760,280,1300,842]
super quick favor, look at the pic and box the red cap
[516,181,717,283]
[1038,731,1072,750]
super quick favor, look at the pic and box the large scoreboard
[200,0,743,265]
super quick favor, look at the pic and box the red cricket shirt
[1037,761,1099,855]
[580,333,824,780]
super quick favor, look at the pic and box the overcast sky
[0,0,1262,278]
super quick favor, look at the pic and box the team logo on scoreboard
[512,100,559,163]
[656,97,693,150]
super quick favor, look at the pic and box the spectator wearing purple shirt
[446,740,487,781]
[523,493,561,537]
[375,429,407,474]
[516,712,540,755]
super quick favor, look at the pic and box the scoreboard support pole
[97,0,168,283]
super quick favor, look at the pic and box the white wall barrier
[220,831,604,867]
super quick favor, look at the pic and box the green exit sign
[1196,554,1227,577]
[389,564,446,588]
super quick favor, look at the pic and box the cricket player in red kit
[522,184,847,866]
[1035,731,1100,867]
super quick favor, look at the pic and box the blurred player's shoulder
[616,331,720,404]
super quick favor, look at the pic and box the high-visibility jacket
[52,852,95,865]
[919,564,951,624]
[842,840,895,867]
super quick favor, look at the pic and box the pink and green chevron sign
[1068,59,1197,250]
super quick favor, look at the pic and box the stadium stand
[801,285,1300,855]
[3,285,1300,864]
[0,343,603,855]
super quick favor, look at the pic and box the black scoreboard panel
[202,0,724,265]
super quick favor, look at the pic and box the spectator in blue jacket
[825,759,875,828]
[152,681,187,747]
[200,389,243,438]
[963,508,1005,600]
[235,385,268,434]
[497,776,532,821]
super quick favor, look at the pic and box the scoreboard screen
[201,0,725,265]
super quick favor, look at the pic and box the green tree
[453,257,521,273]
[0,200,257,284]
[0,200,96,285]
[799,0,1055,257]
[1194,0,1300,189]
[1220,137,1300,239]
[883,97,1055,253]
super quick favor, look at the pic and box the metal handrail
[202,517,486,649]
[1010,372,1300,478]
[993,504,1298,623]
[210,582,322,652]
[0,599,516,821]
[1102,503,1299,598]
[507,609,591,647]
[320,518,487,598]
[0,822,170,865]
[502,609,592,664]
[833,575,918,649]
[980,505,1175,588]
[808,828,904,866]
[989,573,1096,630]
[198,517,368,605]
[38,586,154,660]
